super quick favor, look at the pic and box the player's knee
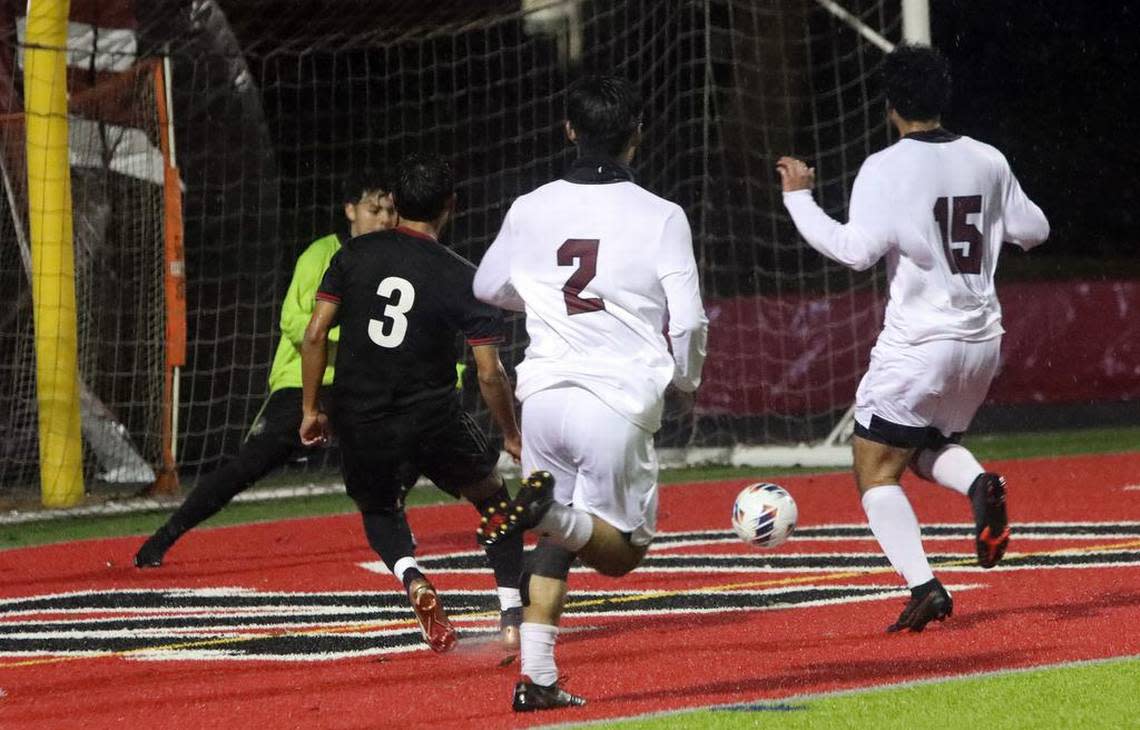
[593,560,634,578]
[584,541,646,577]
[909,448,935,481]
[460,473,507,508]
[528,539,576,582]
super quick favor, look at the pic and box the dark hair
[883,44,952,121]
[341,165,390,205]
[566,75,643,157]
[392,153,455,222]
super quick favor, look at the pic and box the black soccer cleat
[512,676,587,712]
[887,578,953,633]
[969,472,1010,569]
[477,471,556,547]
[133,532,173,568]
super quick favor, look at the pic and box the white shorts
[521,386,659,546]
[854,337,1001,449]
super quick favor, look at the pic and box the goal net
[172,0,896,475]
[3,0,901,504]
[0,13,177,502]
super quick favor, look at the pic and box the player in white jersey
[778,45,1049,632]
[473,75,708,711]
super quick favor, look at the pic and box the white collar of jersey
[563,156,636,184]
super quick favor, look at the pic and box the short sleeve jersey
[317,226,503,418]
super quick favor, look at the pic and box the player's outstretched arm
[299,299,337,446]
[777,156,889,271]
[471,344,521,462]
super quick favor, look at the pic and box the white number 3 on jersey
[368,276,416,348]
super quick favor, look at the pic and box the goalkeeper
[133,168,398,570]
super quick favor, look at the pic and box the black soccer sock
[484,531,524,589]
[473,485,524,589]
[471,483,511,516]
[361,509,418,574]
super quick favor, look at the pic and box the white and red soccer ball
[731,482,798,548]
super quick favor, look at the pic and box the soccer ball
[731,482,798,548]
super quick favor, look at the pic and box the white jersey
[783,129,1049,345]
[473,160,708,432]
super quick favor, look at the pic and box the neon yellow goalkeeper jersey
[267,233,341,393]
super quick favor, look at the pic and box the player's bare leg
[853,435,952,632]
[513,541,585,712]
[457,471,525,660]
[911,444,1010,568]
[576,518,648,577]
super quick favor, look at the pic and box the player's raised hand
[299,410,330,447]
[776,156,815,193]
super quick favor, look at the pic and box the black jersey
[316,226,504,418]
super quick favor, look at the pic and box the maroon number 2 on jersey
[557,238,606,315]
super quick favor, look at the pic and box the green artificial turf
[3,425,1137,551]
[593,656,1140,730]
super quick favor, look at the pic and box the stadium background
[0,0,1136,502]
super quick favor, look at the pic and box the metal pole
[25,0,84,507]
[902,0,931,44]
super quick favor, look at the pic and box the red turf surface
[2,452,1139,729]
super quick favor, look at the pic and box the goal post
[23,0,83,507]
[147,54,186,497]
[901,0,931,44]
[2,1,922,506]
[0,4,183,506]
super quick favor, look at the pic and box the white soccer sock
[917,444,985,496]
[391,556,421,587]
[536,503,594,552]
[497,586,523,611]
[519,622,559,686]
[861,485,934,589]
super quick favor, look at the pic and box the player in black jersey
[300,153,523,655]
[133,167,396,570]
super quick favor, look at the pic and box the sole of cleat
[977,525,1011,568]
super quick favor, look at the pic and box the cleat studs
[487,507,496,515]
[515,505,523,513]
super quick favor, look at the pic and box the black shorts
[855,415,964,451]
[331,396,499,513]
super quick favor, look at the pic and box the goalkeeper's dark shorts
[331,394,499,512]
